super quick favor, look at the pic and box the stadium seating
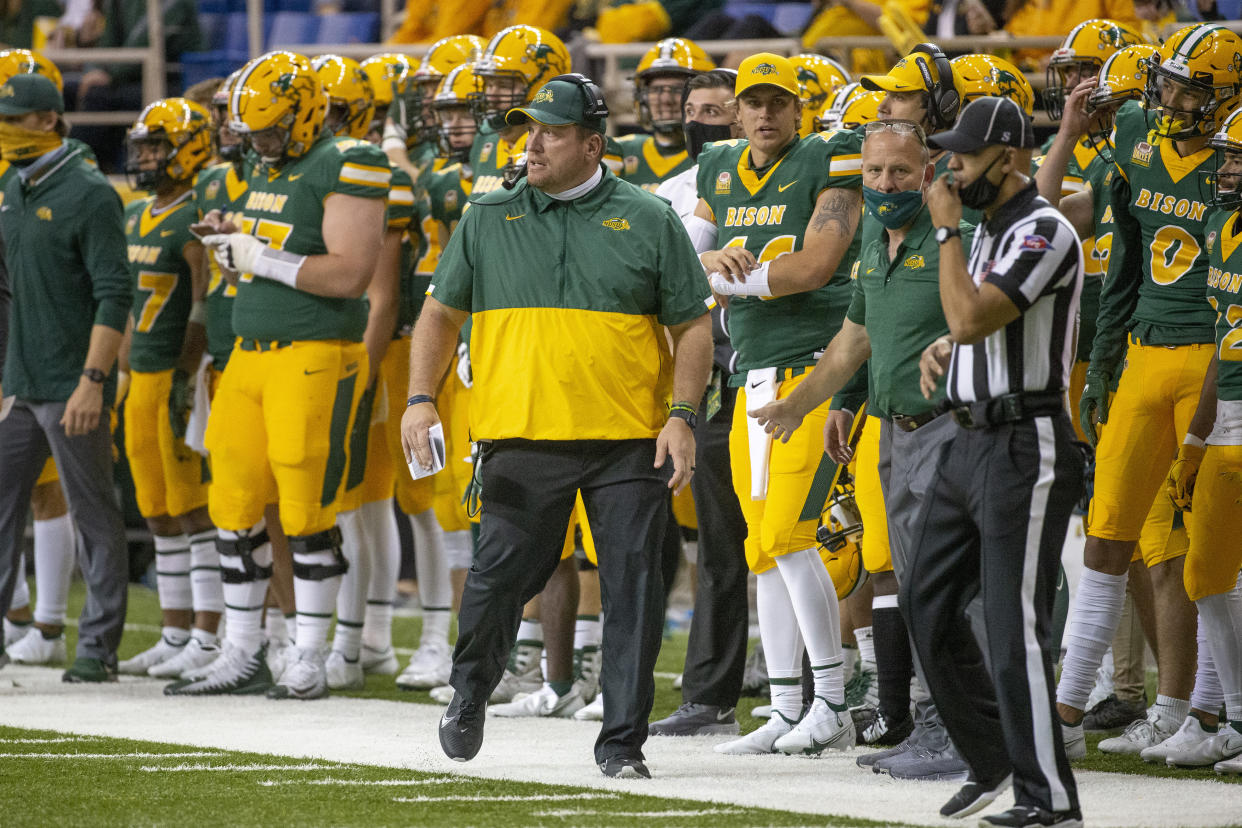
[315,12,380,43]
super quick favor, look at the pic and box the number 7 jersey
[696,130,862,372]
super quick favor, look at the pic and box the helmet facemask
[1146,62,1234,141]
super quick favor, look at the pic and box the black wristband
[407,394,435,407]
[82,368,107,384]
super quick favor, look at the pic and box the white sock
[411,509,452,611]
[333,508,368,660]
[9,551,29,611]
[757,568,805,721]
[1191,612,1225,714]
[188,529,223,615]
[153,533,192,613]
[516,618,543,651]
[362,498,399,651]
[775,548,845,707]
[574,614,601,653]
[32,515,74,625]
[265,607,289,644]
[442,529,473,571]
[421,608,451,648]
[1198,583,1242,722]
[842,643,858,679]
[1153,694,1190,725]
[855,625,875,665]
[217,525,272,653]
[161,624,190,646]
[190,627,218,648]
[285,612,298,642]
[292,544,343,652]
[1057,567,1128,712]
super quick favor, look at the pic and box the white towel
[184,353,214,457]
[744,367,779,500]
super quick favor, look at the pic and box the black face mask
[958,150,1006,210]
[684,121,733,161]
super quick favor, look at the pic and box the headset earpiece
[548,72,610,121]
[911,43,959,130]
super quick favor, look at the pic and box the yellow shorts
[1185,444,1242,600]
[853,414,892,575]
[731,371,841,574]
[341,345,401,512]
[1130,491,1189,566]
[431,367,473,532]
[560,492,599,565]
[672,487,698,531]
[125,368,210,519]
[1088,340,1212,542]
[206,339,367,537]
[35,456,58,487]
[382,335,435,516]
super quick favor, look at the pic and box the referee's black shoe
[599,756,651,779]
[979,805,1083,828]
[439,692,486,761]
[940,773,1012,818]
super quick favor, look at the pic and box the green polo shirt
[430,166,714,441]
[1,145,130,402]
[845,207,974,418]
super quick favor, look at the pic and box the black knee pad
[217,527,273,584]
[289,526,348,580]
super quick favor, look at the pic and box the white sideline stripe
[257,777,456,786]
[538,809,742,818]
[0,752,220,759]
[0,737,100,743]
[142,763,335,772]
[393,793,618,803]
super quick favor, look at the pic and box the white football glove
[202,233,305,288]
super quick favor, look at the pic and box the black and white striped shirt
[947,183,1083,404]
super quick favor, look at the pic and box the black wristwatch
[81,368,107,384]
[935,226,961,245]
[669,407,697,430]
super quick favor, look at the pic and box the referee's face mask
[955,146,1010,210]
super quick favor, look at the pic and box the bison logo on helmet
[754,63,777,76]
[991,68,1030,110]
[1099,24,1141,51]
[268,72,317,107]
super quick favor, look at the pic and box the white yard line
[0,752,220,759]
[142,763,337,772]
[537,809,741,817]
[392,793,619,803]
[257,777,457,786]
[0,662,1238,827]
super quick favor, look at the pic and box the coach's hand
[655,417,695,495]
[62,374,103,437]
[700,247,756,282]
[751,396,805,444]
[824,409,854,464]
[1166,441,1206,511]
[401,400,441,471]
[919,336,953,400]
[1079,369,1111,447]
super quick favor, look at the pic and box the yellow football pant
[560,492,599,565]
[853,414,892,575]
[1184,444,1242,601]
[35,456,57,486]
[383,335,435,516]
[431,363,473,532]
[1089,340,1212,543]
[341,344,403,512]
[206,339,367,537]
[125,368,209,519]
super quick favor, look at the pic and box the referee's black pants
[902,414,1082,814]
[450,438,669,764]
[681,386,749,708]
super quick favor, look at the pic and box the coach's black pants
[681,387,749,708]
[450,438,669,764]
[903,414,1082,814]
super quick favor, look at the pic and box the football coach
[401,73,714,780]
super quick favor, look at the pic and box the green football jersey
[194,159,250,368]
[469,122,526,198]
[697,130,863,371]
[125,193,199,373]
[615,133,693,193]
[231,135,390,343]
[1204,209,1242,400]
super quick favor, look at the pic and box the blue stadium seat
[180,52,235,92]
[722,1,780,24]
[197,0,231,13]
[315,12,379,44]
[198,13,227,52]
[223,12,250,57]
[267,11,319,49]
[276,0,314,10]
[772,3,813,34]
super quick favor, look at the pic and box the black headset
[910,43,959,130]
[547,72,610,124]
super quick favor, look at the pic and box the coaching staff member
[0,74,131,680]
[909,97,1085,828]
[401,73,714,780]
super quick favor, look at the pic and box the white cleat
[429,684,455,704]
[773,697,856,755]
[6,628,67,665]
[266,647,329,700]
[1140,714,1216,764]
[574,691,604,721]
[1099,708,1179,755]
[118,635,186,675]
[4,619,31,647]
[395,641,452,690]
[489,642,543,703]
[147,637,219,679]
[1216,750,1242,775]
[751,704,773,719]
[573,646,602,703]
[360,643,398,675]
[1061,721,1086,760]
[325,650,365,690]
[1165,725,1242,768]
[714,711,796,755]
[265,637,292,683]
[489,683,585,718]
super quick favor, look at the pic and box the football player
[790,53,849,137]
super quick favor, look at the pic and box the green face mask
[863,185,923,229]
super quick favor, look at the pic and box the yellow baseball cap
[860,53,939,94]
[735,53,800,98]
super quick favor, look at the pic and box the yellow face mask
[0,120,63,163]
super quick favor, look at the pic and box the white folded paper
[407,422,447,480]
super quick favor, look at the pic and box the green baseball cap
[0,73,64,115]
[505,77,607,134]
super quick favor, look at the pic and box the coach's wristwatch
[81,368,107,384]
[935,226,961,245]
[668,403,697,430]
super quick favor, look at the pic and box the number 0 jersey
[233,135,390,343]
[614,133,692,192]
[125,193,198,373]
[697,130,863,372]
[1205,209,1242,400]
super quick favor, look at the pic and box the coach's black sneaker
[439,693,486,761]
[1082,693,1146,732]
[853,706,915,746]
[649,703,740,736]
[980,805,1083,828]
[599,756,651,779]
[940,773,1012,819]
[62,657,118,683]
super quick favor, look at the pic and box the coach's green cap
[0,73,64,115]
[505,77,607,134]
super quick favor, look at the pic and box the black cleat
[980,805,1083,828]
[940,774,1013,818]
[1082,693,1146,732]
[599,756,651,779]
[439,692,486,761]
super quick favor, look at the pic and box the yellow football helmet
[950,54,1035,116]
[432,63,480,164]
[1088,44,1160,112]
[360,52,416,110]
[634,38,715,135]
[0,48,62,92]
[1208,105,1242,208]
[126,97,213,191]
[230,51,327,164]
[1045,19,1146,120]
[404,35,485,141]
[472,25,570,122]
[312,54,374,140]
[210,68,245,163]
[791,53,850,136]
[817,472,868,601]
[1146,23,1242,140]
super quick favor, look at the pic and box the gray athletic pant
[0,399,127,664]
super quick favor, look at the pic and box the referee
[401,74,713,779]
[908,97,1085,827]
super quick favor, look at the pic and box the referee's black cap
[927,96,1034,153]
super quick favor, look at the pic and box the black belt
[949,391,1065,430]
[236,338,292,352]
[891,409,940,432]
